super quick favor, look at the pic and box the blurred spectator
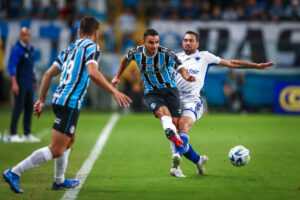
[236,4,247,20]
[285,0,300,21]
[211,5,222,20]
[178,0,198,20]
[269,0,285,21]
[244,0,267,21]
[122,33,136,53]
[101,20,116,52]
[223,70,245,113]
[123,0,140,11]
[60,0,76,20]
[0,0,7,18]
[118,7,136,36]
[29,0,44,18]
[78,0,103,20]
[44,0,59,20]
[162,1,180,20]
[222,5,239,21]
[199,0,211,21]
[6,0,23,19]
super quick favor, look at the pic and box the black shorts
[144,87,181,118]
[52,104,80,137]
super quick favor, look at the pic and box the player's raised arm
[219,59,275,69]
[111,56,131,87]
[34,64,60,118]
[87,62,132,107]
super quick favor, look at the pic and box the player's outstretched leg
[183,143,208,175]
[2,169,24,194]
[3,146,53,193]
[161,116,183,146]
[52,148,79,190]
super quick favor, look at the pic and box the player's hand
[111,77,120,88]
[256,62,275,69]
[112,91,132,107]
[12,82,19,95]
[186,75,196,82]
[33,100,44,118]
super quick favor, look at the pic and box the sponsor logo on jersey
[150,103,156,110]
[180,91,191,95]
[188,69,199,75]
[54,118,61,124]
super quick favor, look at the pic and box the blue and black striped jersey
[126,45,183,94]
[52,38,101,109]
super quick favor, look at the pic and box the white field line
[61,113,119,200]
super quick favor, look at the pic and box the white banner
[150,21,300,67]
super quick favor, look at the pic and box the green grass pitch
[0,109,299,200]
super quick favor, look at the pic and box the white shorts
[180,101,203,122]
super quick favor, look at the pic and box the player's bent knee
[49,146,67,158]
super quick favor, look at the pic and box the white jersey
[174,50,221,103]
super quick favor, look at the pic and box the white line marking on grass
[61,113,119,200]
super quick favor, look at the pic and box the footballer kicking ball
[228,145,250,167]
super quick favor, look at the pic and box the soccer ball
[228,145,250,167]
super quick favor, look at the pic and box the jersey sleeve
[53,50,65,72]
[203,51,221,65]
[85,44,101,66]
[167,49,184,71]
[126,47,137,61]
[8,45,24,76]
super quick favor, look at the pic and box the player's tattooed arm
[34,64,60,117]
[111,57,131,87]
[219,59,275,69]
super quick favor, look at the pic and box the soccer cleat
[165,128,183,146]
[10,135,24,143]
[22,134,41,142]
[2,169,24,194]
[171,153,182,169]
[170,167,185,178]
[196,155,208,175]
[52,179,80,190]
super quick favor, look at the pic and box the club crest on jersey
[195,57,201,61]
[150,103,156,110]
[69,125,75,134]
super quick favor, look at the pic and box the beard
[183,47,196,55]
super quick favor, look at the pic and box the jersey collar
[143,45,158,58]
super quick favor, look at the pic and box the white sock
[11,146,53,176]
[170,141,176,154]
[54,148,71,184]
[160,116,177,134]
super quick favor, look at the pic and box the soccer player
[169,31,275,177]
[111,29,195,147]
[3,16,132,193]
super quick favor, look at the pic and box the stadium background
[0,0,300,114]
[0,1,300,200]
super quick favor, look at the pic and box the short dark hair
[80,16,100,35]
[144,29,159,40]
[184,31,199,41]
